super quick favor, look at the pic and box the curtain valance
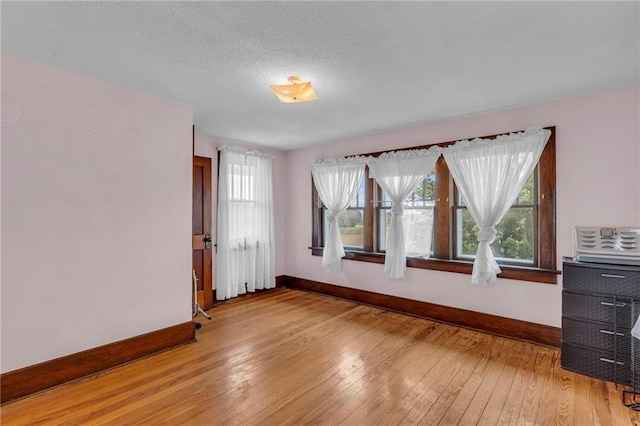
[218,145,274,160]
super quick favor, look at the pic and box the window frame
[376,174,437,256]
[451,172,538,266]
[310,127,559,284]
[322,188,367,251]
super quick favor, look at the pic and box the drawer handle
[601,273,626,279]
[600,301,627,307]
[599,329,625,336]
[599,357,624,365]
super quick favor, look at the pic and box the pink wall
[283,85,640,327]
[2,49,637,375]
[194,135,287,281]
[1,54,194,373]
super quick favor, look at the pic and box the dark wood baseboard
[283,276,561,348]
[1,321,196,405]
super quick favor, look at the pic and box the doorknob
[204,234,212,250]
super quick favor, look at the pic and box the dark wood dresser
[561,259,640,386]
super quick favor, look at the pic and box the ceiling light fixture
[269,76,318,103]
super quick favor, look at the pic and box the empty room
[2,1,640,424]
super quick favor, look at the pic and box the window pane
[324,208,364,248]
[456,209,478,257]
[380,190,392,206]
[380,173,435,205]
[349,176,366,208]
[405,206,435,257]
[514,173,534,205]
[230,201,255,240]
[456,207,534,263]
[229,164,255,201]
[415,173,437,202]
[379,206,435,256]
[378,209,391,249]
[377,174,436,256]
[456,173,534,207]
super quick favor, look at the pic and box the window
[378,172,436,257]
[453,173,536,265]
[323,175,366,249]
[217,148,276,300]
[311,127,558,284]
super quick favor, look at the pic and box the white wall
[1,54,194,373]
[284,85,640,328]
[194,135,287,285]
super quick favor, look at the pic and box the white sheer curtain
[310,157,366,271]
[442,127,551,286]
[216,146,275,300]
[367,148,441,279]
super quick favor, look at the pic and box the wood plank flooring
[2,288,640,425]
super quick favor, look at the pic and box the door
[193,156,213,310]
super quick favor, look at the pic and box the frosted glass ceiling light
[269,76,318,103]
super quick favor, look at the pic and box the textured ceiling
[2,1,638,151]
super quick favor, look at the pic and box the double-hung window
[323,175,366,250]
[311,127,558,284]
[377,172,436,258]
[453,173,536,265]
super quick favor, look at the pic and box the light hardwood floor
[2,288,640,425]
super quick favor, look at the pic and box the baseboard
[1,321,196,405]
[283,276,561,348]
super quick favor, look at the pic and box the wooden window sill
[309,247,559,284]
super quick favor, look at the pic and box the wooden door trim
[193,155,213,309]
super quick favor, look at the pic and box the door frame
[192,126,213,310]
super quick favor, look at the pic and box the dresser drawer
[563,262,640,297]
[562,291,634,325]
[561,343,632,385]
[561,317,631,355]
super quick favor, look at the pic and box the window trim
[452,178,538,266]
[310,127,559,284]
